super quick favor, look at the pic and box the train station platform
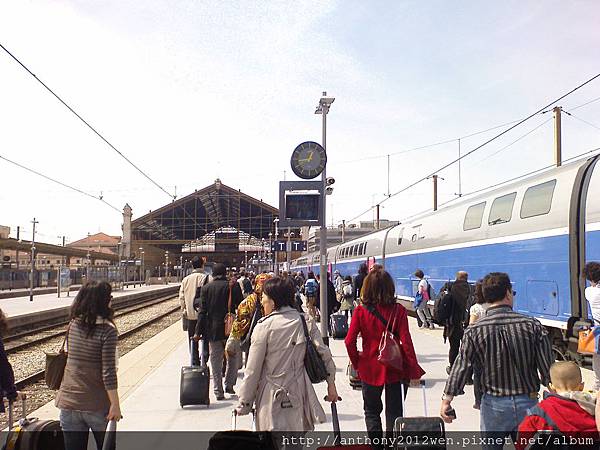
[29,312,597,448]
[1,283,179,319]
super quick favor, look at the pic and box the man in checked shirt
[440,272,552,450]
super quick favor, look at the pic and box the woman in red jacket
[345,266,425,446]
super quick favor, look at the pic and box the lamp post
[273,218,279,275]
[315,91,334,345]
[29,218,38,301]
[286,229,294,273]
[87,232,92,284]
[141,250,145,285]
[165,251,169,284]
[268,232,273,272]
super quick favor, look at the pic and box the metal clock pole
[316,92,333,346]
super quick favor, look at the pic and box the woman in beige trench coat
[235,276,339,435]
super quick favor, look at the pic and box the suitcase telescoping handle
[189,337,205,367]
[7,394,27,431]
[231,408,257,431]
[400,380,427,417]
[324,396,343,442]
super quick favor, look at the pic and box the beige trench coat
[237,306,336,432]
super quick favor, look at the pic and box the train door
[568,155,600,335]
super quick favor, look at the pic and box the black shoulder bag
[300,315,328,384]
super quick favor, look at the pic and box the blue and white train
[291,154,600,362]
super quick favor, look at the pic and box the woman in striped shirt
[56,280,121,450]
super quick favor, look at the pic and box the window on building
[488,192,517,225]
[520,180,556,219]
[463,202,486,231]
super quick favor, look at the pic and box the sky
[1,0,599,244]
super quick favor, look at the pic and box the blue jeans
[480,393,538,450]
[60,409,111,450]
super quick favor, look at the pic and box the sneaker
[216,394,226,401]
[225,387,236,395]
[429,323,435,330]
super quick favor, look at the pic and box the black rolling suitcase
[207,410,277,450]
[393,380,446,449]
[329,313,348,339]
[180,338,210,408]
[3,397,64,450]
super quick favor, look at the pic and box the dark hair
[307,271,315,280]
[362,267,395,306]
[70,281,115,335]
[213,263,226,277]
[414,269,424,279]
[481,272,511,303]
[582,262,600,284]
[344,275,352,282]
[474,279,485,305]
[358,263,368,276]
[191,256,203,269]
[263,277,296,310]
[0,309,8,337]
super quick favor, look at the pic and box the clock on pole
[290,141,326,179]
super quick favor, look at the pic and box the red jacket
[345,303,425,386]
[516,394,599,450]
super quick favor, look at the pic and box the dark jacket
[195,276,242,341]
[354,273,366,300]
[0,338,17,412]
[316,279,338,317]
[443,279,470,338]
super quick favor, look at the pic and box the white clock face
[291,142,326,179]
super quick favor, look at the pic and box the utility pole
[433,175,438,211]
[457,139,462,197]
[554,106,562,167]
[387,154,391,197]
[341,220,345,243]
[376,204,380,230]
[16,226,20,270]
[29,218,38,302]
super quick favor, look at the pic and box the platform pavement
[29,313,597,440]
[0,283,179,318]
[119,317,484,433]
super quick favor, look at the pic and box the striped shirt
[56,318,118,413]
[444,305,552,397]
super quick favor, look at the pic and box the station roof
[132,179,279,244]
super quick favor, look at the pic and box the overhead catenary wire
[563,111,600,133]
[345,72,600,223]
[0,153,121,212]
[0,42,175,201]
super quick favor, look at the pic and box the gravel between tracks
[1,298,181,429]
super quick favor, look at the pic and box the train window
[363,243,368,254]
[463,202,486,231]
[520,180,556,219]
[353,245,358,256]
[359,243,364,255]
[488,192,517,225]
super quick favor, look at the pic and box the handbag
[577,327,600,354]
[45,323,70,390]
[224,286,235,337]
[377,305,404,370]
[299,315,328,383]
[182,312,188,331]
[366,304,404,370]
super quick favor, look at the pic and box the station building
[130,179,302,274]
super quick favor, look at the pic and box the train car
[290,154,600,363]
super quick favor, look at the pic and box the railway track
[5,294,177,354]
[14,301,181,390]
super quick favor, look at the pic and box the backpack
[433,282,453,326]
[305,279,317,296]
[343,283,353,298]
